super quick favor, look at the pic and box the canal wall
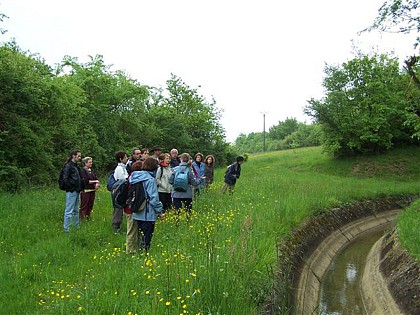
[263,195,419,314]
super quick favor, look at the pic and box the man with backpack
[60,149,83,232]
[221,156,244,195]
[111,150,129,234]
[169,153,202,215]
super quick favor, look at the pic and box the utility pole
[260,111,268,152]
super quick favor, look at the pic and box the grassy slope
[0,146,418,314]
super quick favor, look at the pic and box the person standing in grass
[221,155,244,195]
[79,156,100,220]
[62,149,83,232]
[170,148,180,169]
[156,153,173,212]
[204,154,215,187]
[169,153,202,215]
[126,147,141,175]
[140,148,150,162]
[131,157,164,252]
[112,150,129,234]
[125,160,143,254]
[192,152,206,196]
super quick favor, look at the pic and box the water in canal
[318,228,386,315]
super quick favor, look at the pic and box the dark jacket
[170,158,180,169]
[224,162,241,185]
[204,164,214,185]
[63,161,83,192]
[80,167,98,191]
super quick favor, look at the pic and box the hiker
[62,149,83,232]
[112,150,129,234]
[126,147,141,174]
[140,148,149,162]
[221,156,244,195]
[204,154,215,187]
[169,153,202,214]
[156,153,173,212]
[131,157,164,252]
[192,152,206,196]
[169,148,180,169]
[151,146,161,161]
[79,156,100,220]
[125,160,143,254]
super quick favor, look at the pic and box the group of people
[60,147,244,254]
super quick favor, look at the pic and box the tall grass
[1,146,419,314]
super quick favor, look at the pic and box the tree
[365,0,420,36]
[305,53,415,157]
[153,74,227,163]
[364,1,420,140]
[269,117,300,140]
[59,55,150,169]
[0,43,86,190]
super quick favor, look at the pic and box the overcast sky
[1,0,417,142]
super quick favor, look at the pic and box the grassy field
[0,146,419,314]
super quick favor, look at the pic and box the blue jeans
[63,191,80,232]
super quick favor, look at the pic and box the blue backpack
[173,166,189,192]
[106,170,116,191]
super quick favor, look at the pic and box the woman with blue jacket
[130,157,164,252]
[192,152,206,195]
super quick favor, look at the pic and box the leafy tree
[269,117,300,140]
[305,53,416,157]
[0,43,85,190]
[59,55,150,169]
[364,1,420,139]
[0,44,233,190]
[279,124,322,149]
[153,74,227,164]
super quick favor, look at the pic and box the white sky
[1,0,417,142]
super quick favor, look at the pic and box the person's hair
[115,150,127,162]
[236,155,245,162]
[179,153,191,162]
[141,148,149,154]
[67,149,81,162]
[205,155,215,165]
[131,147,140,155]
[142,156,159,171]
[82,156,92,166]
[159,153,170,162]
[131,161,143,171]
[170,148,178,154]
[194,152,204,160]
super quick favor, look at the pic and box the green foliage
[0,43,86,190]
[0,43,235,190]
[397,199,420,261]
[305,53,417,157]
[269,117,299,140]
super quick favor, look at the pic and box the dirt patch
[351,161,406,177]
[380,229,420,315]
[262,195,419,314]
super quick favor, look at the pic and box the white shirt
[114,162,128,180]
